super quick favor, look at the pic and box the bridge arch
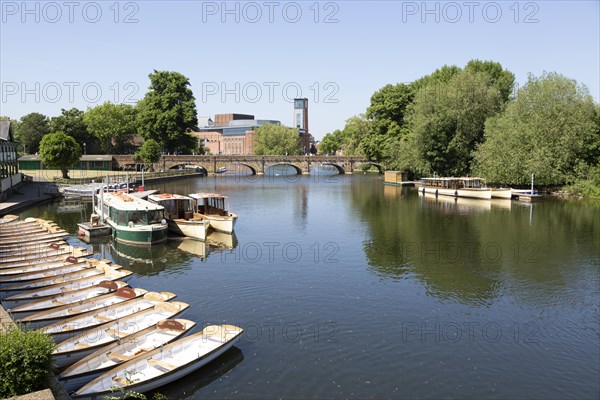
[266,163,302,175]
[231,163,257,175]
[360,162,384,173]
[318,163,346,175]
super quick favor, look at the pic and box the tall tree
[136,70,198,153]
[84,102,137,154]
[13,113,49,153]
[365,83,415,138]
[39,131,81,179]
[135,139,162,171]
[464,59,516,102]
[319,129,344,155]
[254,124,300,155]
[49,108,96,152]
[473,73,598,185]
[400,69,505,176]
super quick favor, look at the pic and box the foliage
[49,108,94,151]
[319,129,344,155]
[473,73,598,185]
[136,70,198,153]
[464,59,516,102]
[0,327,55,397]
[254,124,300,155]
[14,112,49,153]
[39,131,82,179]
[399,69,506,176]
[84,102,137,154]
[365,83,414,138]
[135,139,162,171]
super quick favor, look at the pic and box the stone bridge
[112,155,381,175]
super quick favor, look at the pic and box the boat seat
[95,315,114,322]
[148,359,177,371]
[112,376,129,386]
[52,300,66,305]
[108,352,132,361]
[106,329,128,338]
[75,342,90,348]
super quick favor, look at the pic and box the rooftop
[100,192,165,211]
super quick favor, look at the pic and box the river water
[19,174,600,399]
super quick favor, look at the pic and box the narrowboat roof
[100,192,165,211]
[189,193,228,199]
[147,194,194,202]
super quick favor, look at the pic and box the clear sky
[1,0,599,140]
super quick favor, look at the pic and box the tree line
[319,60,600,195]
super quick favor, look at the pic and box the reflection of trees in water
[352,179,600,306]
[148,346,244,399]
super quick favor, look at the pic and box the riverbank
[0,182,61,216]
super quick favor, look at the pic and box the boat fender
[49,243,60,250]
[115,287,137,299]
[161,219,167,225]
[128,221,134,228]
[66,256,78,264]
[99,280,119,290]
[157,319,185,332]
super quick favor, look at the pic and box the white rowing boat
[0,240,67,254]
[40,292,177,343]
[0,232,69,246]
[7,281,128,318]
[18,287,150,329]
[0,260,94,285]
[0,263,121,294]
[72,324,243,399]
[2,269,133,308]
[0,249,92,269]
[0,214,19,224]
[0,257,108,277]
[52,301,190,368]
[59,319,196,393]
[0,244,86,264]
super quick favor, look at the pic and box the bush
[0,327,55,397]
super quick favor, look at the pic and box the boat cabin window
[148,209,165,224]
[128,211,146,225]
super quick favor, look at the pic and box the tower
[294,98,309,154]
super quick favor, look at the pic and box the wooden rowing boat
[18,287,150,329]
[40,292,178,343]
[0,222,61,236]
[0,263,122,295]
[0,232,69,246]
[0,260,95,285]
[51,301,190,368]
[0,237,69,251]
[0,214,19,224]
[0,244,83,263]
[0,248,92,269]
[72,324,243,399]
[2,269,133,308]
[59,319,196,393]
[0,240,67,254]
[0,256,102,277]
[7,281,128,318]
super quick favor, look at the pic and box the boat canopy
[189,193,230,215]
[421,177,486,189]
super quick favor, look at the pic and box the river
[19,173,600,399]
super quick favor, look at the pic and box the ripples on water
[19,174,600,399]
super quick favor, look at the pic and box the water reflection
[149,347,244,400]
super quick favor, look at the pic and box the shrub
[0,327,55,397]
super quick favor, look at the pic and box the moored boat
[0,214,19,224]
[18,287,151,329]
[0,232,69,246]
[0,240,67,254]
[0,244,88,264]
[40,292,177,343]
[0,259,100,284]
[147,194,210,240]
[491,188,512,199]
[419,177,492,200]
[7,280,128,318]
[0,247,92,269]
[0,256,98,276]
[51,301,190,368]
[189,193,238,233]
[95,192,168,246]
[59,319,196,393]
[2,269,133,308]
[72,324,243,399]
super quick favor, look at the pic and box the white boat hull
[205,213,238,234]
[167,219,209,240]
[491,189,512,199]
[420,186,492,200]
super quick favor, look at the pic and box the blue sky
[1,0,599,139]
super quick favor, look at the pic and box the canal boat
[189,193,238,233]
[52,301,190,368]
[419,177,492,200]
[72,324,243,399]
[147,194,210,240]
[2,269,133,308]
[41,292,177,343]
[7,280,128,318]
[95,192,168,246]
[59,319,196,393]
[18,287,151,329]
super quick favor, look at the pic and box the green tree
[49,108,96,152]
[464,59,516,102]
[319,129,344,155]
[473,72,598,186]
[399,69,505,176]
[254,124,300,155]
[135,139,162,170]
[136,70,198,153]
[365,83,414,138]
[13,113,49,153]
[84,102,137,154]
[39,131,81,179]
